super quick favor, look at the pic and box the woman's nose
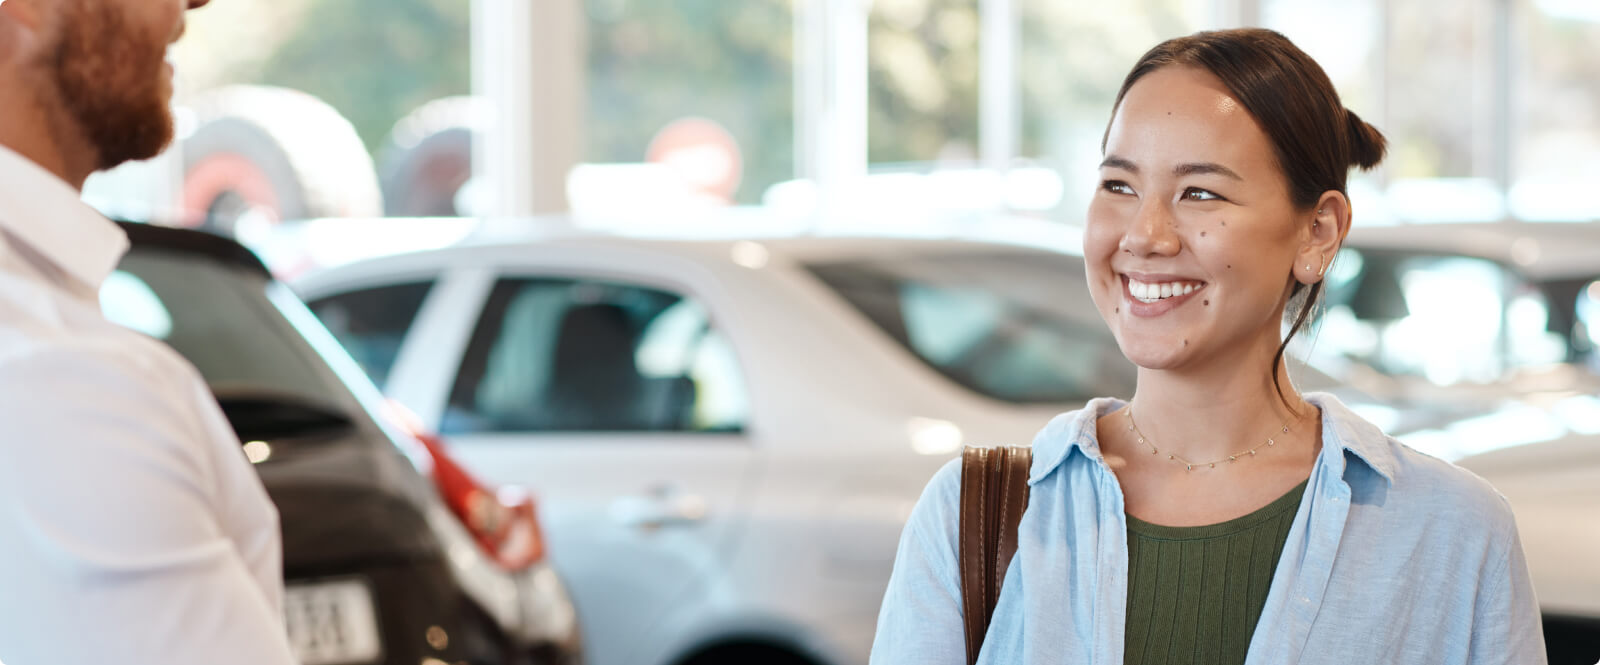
[1118,200,1181,257]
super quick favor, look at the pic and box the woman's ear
[1295,190,1351,285]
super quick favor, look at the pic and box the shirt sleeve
[1467,501,1548,665]
[870,458,968,665]
[0,344,299,665]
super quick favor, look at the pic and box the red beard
[51,0,176,171]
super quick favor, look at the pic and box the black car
[101,221,582,665]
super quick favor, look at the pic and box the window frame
[306,279,439,389]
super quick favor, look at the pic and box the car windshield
[808,249,1135,405]
[101,247,367,434]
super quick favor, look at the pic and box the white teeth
[1128,278,1202,303]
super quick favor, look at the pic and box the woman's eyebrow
[1174,162,1243,180]
[1100,155,1139,172]
[1100,157,1242,181]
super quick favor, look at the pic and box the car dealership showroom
[2,0,1598,664]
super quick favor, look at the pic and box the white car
[290,216,1139,665]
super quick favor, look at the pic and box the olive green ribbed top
[1122,480,1308,665]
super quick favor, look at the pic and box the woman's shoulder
[1316,393,1518,535]
[1388,437,1518,525]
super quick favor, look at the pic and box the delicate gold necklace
[1124,406,1293,472]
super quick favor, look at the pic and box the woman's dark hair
[1105,28,1387,408]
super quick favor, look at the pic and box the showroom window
[442,277,748,435]
[868,0,980,165]
[582,0,794,207]
[1511,0,1600,221]
[306,281,437,388]
[1017,0,1213,220]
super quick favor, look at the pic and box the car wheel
[378,96,479,217]
[1543,614,1600,665]
[182,85,382,237]
[674,642,821,665]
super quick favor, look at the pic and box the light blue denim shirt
[871,393,1546,664]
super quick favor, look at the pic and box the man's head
[0,0,211,176]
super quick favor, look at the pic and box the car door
[398,268,757,665]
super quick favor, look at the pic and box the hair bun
[1345,109,1387,171]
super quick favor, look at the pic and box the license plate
[284,579,383,665]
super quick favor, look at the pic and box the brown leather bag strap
[958,445,1032,665]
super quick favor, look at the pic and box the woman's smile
[1120,273,1208,317]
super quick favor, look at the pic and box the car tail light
[384,402,546,571]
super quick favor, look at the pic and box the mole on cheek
[1200,231,1207,237]
[1183,339,1189,346]
[1203,299,1210,306]
[1220,221,1227,227]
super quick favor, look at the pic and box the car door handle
[609,488,708,529]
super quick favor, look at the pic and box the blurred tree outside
[175,0,472,155]
[1385,0,1492,180]
[1514,1,1600,194]
[1019,0,1206,219]
[868,0,981,165]
[585,0,796,204]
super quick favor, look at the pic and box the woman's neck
[1124,341,1314,464]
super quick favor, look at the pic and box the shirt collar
[0,144,130,291]
[1028,392,1397,485]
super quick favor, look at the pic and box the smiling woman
[872,28,1547,665]
[1087,34,1386,412]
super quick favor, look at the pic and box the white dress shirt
[0,145,297,665]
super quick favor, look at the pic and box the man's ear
[0,0,51,64]
[0,0,47,30]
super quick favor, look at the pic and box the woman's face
[1085,65,1307,372]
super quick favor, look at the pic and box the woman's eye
[1181,187,1223,202]
[1101,180,1135,196]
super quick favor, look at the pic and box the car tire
[378,96,479,217]
[1543,614,1600,665]
[674,642,820,665]
[182,85,382,236]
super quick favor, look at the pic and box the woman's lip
[1121,271,1205,283]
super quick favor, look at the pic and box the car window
[1579,279,1600,371]
[441,277,748,435]
[307,281,435,387]
[807,250,1134,404]
[102,252,351,410]
[1311,248,1568,385]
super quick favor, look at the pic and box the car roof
[117,221,272,279]
[1344,221,1600,281]
[278,212,1085,276]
